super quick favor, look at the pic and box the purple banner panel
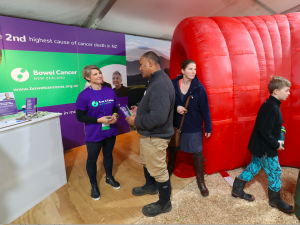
[0,16,77,53]
[0,24,3,49]
[39,103,85,150]
[75,27,125,56]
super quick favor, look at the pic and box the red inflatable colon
[169,13,300,177]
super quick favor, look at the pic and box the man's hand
[277,141,284,151]
[205,132,211,138]
[108,114,118,124]
[126,115,136,126]
[130,105,138,116]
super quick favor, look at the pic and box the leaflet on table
[119,105,133,117]
[26,98,38,115]
[0,92,18,117]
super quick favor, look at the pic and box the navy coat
[172,76,212,133]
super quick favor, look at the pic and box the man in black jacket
[231,76,294,214]
[126,51,175,217]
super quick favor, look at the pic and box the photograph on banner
[0,92,18,117]
[125,35,171,108]
[84,64,128,98]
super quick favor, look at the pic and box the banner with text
[0,16,128,149]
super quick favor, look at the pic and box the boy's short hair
[268,76,291,94]
[82,65,101,82]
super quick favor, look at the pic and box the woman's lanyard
[91,86,106,115]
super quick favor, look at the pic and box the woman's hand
[205,133,211,138]
[177,106,187,115]
[97,116,111,124]
[108,114,118,124]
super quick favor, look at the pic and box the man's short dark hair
[143,51,160,65]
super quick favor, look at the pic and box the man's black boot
[132,167,158,196]
[232,177,255,201]
[268,188,294,214]
[142,179,172,217]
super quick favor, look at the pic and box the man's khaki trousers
[139,135,170,183]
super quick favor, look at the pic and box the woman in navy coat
[168,59,212,197]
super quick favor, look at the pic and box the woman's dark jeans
[86,136,116,185]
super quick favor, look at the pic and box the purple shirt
[76,86,119,142]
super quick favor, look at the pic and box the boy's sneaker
[91,184,100,201]
[106,176,121,189]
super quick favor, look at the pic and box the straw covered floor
[136,167,299,224]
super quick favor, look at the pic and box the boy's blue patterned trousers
[238,155,282,192]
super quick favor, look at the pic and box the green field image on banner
[4,50,80,108]
[77,54,126,90]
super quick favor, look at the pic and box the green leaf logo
[11,68,29,82]
[92,101,98,107]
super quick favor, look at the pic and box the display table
[0,113,67,223]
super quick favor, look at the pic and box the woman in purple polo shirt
[76,65,120,201]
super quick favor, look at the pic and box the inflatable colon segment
[170,13,300,175]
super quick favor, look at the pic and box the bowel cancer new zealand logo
[11,68,30,82]
[92,101,98,107]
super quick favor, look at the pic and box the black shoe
[268,188,294,214]
[232,177,255,202]
[91,184,100,201]
[106,176,121,189]
[142,200,172,217]
[132,184,158,196]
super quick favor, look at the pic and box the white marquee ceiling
[0,0,299,40]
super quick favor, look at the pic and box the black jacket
[248,95,282,157]
[102,82,112,89]
[135,70,175,139]
[113,84,128,97]
[172,76,212,133]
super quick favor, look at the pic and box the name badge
[102,123,110,130]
